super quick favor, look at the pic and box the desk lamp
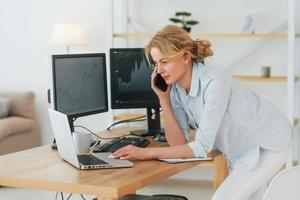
[50,22,88,54]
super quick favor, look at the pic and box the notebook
[48,109,133,170]
[159,157,212,164]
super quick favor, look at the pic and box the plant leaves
[169,18,183,23]
[175,12,191,16]
[186,20,199,25]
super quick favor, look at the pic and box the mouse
[153,132,166,142]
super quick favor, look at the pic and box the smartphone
[155,74,168,92]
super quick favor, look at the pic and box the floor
[0,167,214,200]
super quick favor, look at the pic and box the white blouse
[170,62,292,170]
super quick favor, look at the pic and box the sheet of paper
[158,157,212,164]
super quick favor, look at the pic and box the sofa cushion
[0,116,35,140]
[0,96,11,118]
[0,92,35,118]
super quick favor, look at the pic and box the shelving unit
[233,75,299,82]
[109,0,299,167]
[113,32,300,39]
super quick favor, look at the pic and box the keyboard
[77,154,108,165]
[93,137,150,153]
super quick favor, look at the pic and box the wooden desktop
[0,126,228,200]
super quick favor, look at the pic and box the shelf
[233,75,299,82]
[113,32,300,39]
[192,33,289,39]
[113,32,154,38]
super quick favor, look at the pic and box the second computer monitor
[110,48,161,136]
[110,48,159,109]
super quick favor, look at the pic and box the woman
[112,25,292,200]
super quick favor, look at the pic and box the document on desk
[159,157,212,164]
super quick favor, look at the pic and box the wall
[0,0,299,159]
[0,0,113,145]
[111,0,289,113]
[121,0,287,111]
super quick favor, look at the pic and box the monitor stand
[51,139,58,149]
[130,107,164,137]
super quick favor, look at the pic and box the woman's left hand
[111,145,153,160]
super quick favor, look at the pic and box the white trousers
[212,148,289,200]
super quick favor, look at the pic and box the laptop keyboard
[77,154,108,165]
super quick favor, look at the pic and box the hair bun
[196,40,211,48]
[193,39,213,59]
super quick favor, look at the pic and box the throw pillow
[0,96,11,118]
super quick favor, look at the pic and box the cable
[74,125,106,139]
[66,193,72,200]
[74,125,131,140]
[60,192,64,200]
[55,192,59,200]
[80,194,87,200]
[106,115,146,130]
[106,119,146,130]
[107,108,164,131]
[106,108,165,131]
[106,116,146,130]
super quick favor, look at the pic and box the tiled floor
[0,167,214,200]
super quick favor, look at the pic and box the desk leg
[213,153,229,190]
[96,196,118,200]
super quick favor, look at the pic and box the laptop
[48,109,134,169]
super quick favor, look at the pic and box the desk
[0,127,228,200]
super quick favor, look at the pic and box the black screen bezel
[110,48,160,109]
[52,53,108,118]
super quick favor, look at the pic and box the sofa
[0,91,40,155]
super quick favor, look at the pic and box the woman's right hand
[151,67,171,101]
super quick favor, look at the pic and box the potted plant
[169,11,199,33]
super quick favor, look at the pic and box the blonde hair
[144,25,213,66]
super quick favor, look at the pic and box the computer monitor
[110,48,162,136]
[52,53,108,131]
